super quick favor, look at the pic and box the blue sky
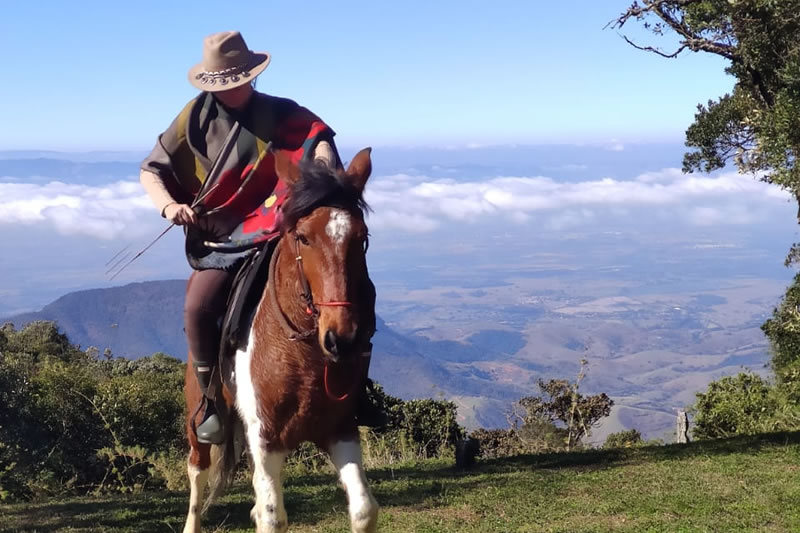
[1,1,733,151]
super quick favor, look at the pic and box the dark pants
[184,268,235,372]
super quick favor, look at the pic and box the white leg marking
[183,461,209,533]
[250,448,288,533]
[234,329,260,447]
[235,328,288,533]
[326,208,352,247]
[329,440,378,533]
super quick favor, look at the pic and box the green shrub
[0,323,188,499]
[365,383,465,462]
[517,416,573,452]
[604,429,644,449]
[95,357,185,453]
[3,321,82,363]
[469,428,525,459]
[692,373,777,439]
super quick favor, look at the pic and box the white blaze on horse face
[329,440,379,533]
[325,209,352,248]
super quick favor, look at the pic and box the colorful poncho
[141,91,336,269]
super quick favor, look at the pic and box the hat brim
[187,51,271,92]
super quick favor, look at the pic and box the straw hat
[188,31,271,91]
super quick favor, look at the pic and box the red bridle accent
[324,363,350,401]
[323,355,364,402]
[307,301,352,315]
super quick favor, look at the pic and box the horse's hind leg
[329,440,378,533]
[183,444,211,533]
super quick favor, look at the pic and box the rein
[267,241,317,341]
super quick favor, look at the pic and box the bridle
[268,232,356,342]
[266,230,369,401]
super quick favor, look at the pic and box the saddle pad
[219,238,278,358]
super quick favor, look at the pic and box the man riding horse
[139,31,385,444]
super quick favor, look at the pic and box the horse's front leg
[236,332,289,532]
[183,445,211,533]
[248,443,288,533]
[329,440,379,533]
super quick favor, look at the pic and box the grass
[3,432,800,532]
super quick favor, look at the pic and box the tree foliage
[470,368,614,458]
[761,271,800,376]
[614,1,800,209]
[615,0,800,439]
[513,367,614,451]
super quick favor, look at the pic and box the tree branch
[622,35,688,58]
[612,0,740,62]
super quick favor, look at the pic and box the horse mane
[281,162,370,232]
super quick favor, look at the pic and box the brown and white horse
[183,148,378,533]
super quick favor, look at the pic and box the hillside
[3,280,188,358]
[3,275,781,437]
[1,281,517,429]
[3,432,799,532]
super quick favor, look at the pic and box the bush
[94,355,186,453]
[363,383,465,463]
[469,428,526,459]
[517,415,573,452]
[692,373,777,439]
[0,323,188,500]
[604,429,644,449]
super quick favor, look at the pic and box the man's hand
[163,203,198,226]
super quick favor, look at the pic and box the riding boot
[193,361,225,445]
[354,343,389,428]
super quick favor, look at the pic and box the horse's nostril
[324,330,338,355]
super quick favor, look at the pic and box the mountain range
[2,280,515,429]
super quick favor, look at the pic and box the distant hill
[0,158,141,184]
[1,281,516,428]
[3,280,188,358]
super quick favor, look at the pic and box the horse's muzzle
[322,329,358,363]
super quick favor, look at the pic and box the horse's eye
[297,234,310,246]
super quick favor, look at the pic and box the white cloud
[0,168,793,239]
[365,169,793,233]
[0,180,157,239]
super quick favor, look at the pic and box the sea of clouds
[0,168,793,240]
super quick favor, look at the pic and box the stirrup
[192,396,225,445]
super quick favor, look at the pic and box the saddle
[218,238,278,365]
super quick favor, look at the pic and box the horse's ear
[273,149,301,186]
[344,147,372,192]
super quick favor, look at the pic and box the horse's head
[275,148,375,362]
